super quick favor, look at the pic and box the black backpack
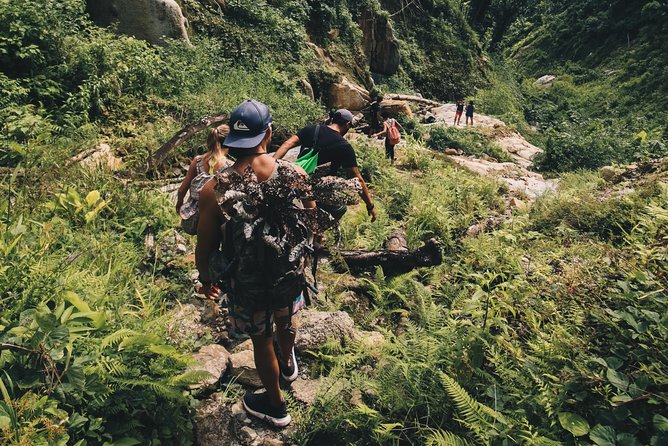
[209,161,317,335]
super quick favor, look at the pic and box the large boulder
[359,11,401,76]
[294,310,358,353]
[86,0,190,45]
[328,77,371,111]
[381,100,413,118]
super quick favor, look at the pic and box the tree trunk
[325,238,442,275]
[146,113,228,173]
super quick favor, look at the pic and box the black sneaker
[243,392,291,427]
[273,339,299,382]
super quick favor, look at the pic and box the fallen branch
[325,238,442,275]
[385,94,442,107]
[146,113,228,172]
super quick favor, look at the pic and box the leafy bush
[427,125,512,161]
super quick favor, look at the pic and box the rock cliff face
[359,11,401,78]
[86,0,190,45]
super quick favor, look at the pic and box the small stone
[231,401,246,418]
[232,339,254,353]
[263,438,285,446]
[599,165,618,182]
[509,197,527,209]
[239,426,259,443]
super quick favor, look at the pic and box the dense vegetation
[1,0,666,445]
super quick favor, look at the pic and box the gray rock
[79,143,122,171]
[187,344,231,391]
[534,75,556,86]
[294,310,357,353]
[165,303,207,346]
[291,377,323,405]
[239,426,259,444]
[358,330,385,350]
[600,165,619,182]
[299,79,315,101]
[86,0,190,45]
[359,11,401,76]
[230,350,263,388]
[328,76,371,111]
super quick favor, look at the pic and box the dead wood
[146,113,228,172]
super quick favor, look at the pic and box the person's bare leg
[250,334,283,406]
[275,314,296,369]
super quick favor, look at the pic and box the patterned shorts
[229,294,304,336]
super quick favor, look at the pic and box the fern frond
[168,370,213,386]
[114,378,183,401]
[425,429,475,446]
[439,371,511,442]
[100,328,139,349]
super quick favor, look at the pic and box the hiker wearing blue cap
[196,100,317,427]
[273,108,377,223]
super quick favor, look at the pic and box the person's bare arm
[196,179,223,299]
[349,166,377,222]
[273,134,301,159]
[176,157,198,213]
[372,122,388,138]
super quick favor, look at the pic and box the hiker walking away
[197,100,316,427]
[372,111,403,164]
[273,109,377,223]
[368,95,383,136]
[465,100,475,126]
[176,124,231,235]
[455,99,464,125]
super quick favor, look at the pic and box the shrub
[427,125,512,161]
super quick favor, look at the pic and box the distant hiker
[176,124,231,235]
[455,99,464,125]
[372,111,403,164]
[466,100,475,126]
[197,100,316,428]
[274,109,377,223]
[369,95,383,136]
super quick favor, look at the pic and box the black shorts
[385,138,395,159]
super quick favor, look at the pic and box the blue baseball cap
[224,100,273,149]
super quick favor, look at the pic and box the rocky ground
[426,103,557,199]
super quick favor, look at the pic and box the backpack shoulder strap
[196,155,204,175]
[313,125,321,151]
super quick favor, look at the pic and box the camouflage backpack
[209,160,318,335]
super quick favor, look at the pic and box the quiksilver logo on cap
[233,121,250,131]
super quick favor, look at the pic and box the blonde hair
[205,124,230,174]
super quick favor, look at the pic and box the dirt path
[425,104,557,199]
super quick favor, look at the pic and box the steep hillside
[1,1,666,445]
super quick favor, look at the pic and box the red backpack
[387,119,401,145]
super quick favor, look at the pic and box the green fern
[438,371,511,443]
[425,429,475,446]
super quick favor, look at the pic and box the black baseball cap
[332,108,356,125]
[224,100,273,149]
